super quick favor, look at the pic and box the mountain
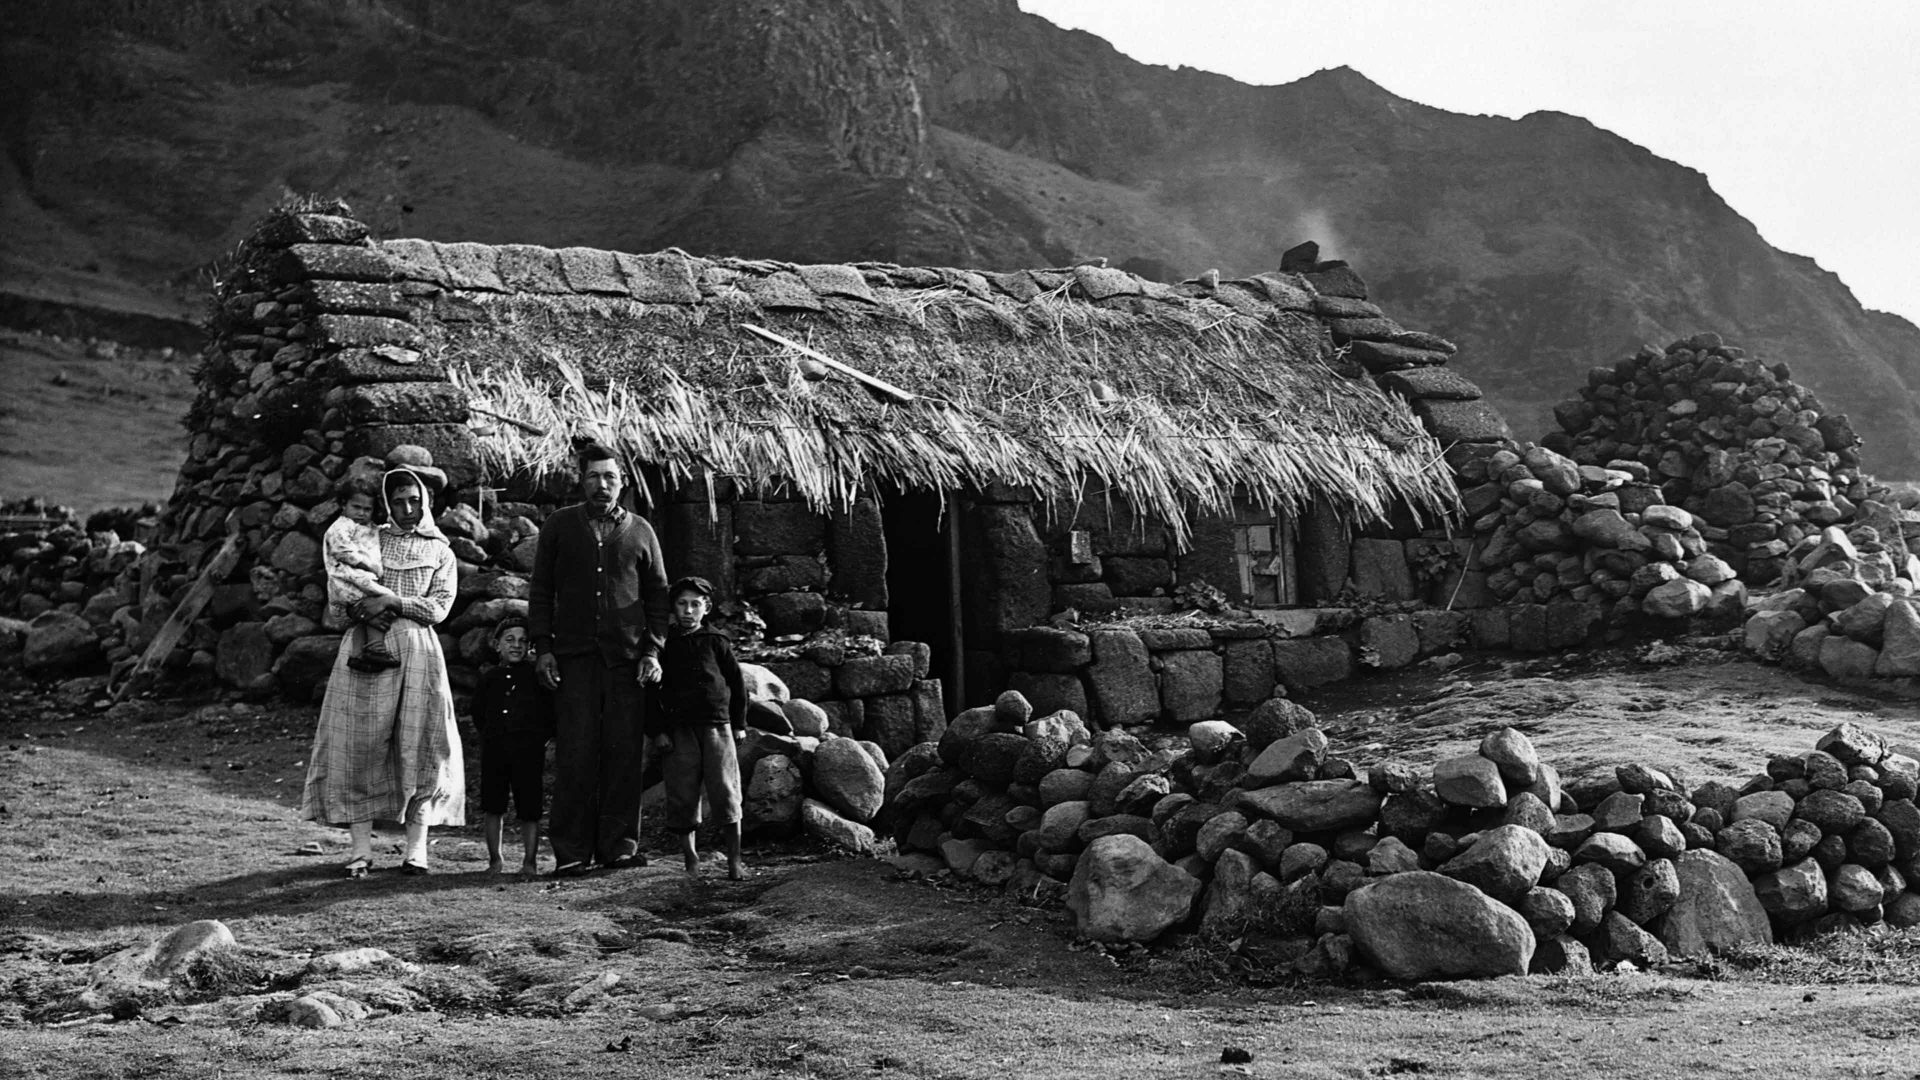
[6,0,1920,476]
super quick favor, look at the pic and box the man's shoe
[548,861,593,879]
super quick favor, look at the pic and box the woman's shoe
[342,857,372,879]
[398,860,429,876]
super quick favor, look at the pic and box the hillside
[5,0,1920,489]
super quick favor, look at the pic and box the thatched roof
[376,239,1457,543]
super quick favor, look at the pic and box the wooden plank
[110,514,243,703]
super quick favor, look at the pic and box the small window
[1231,504,1297,607]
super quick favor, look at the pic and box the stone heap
[1741,533,1920,679]
[724,661,950,853]
[883,702,1920,980]
[3,522,147,675]
[1458,442,1745,623]
[1543,334,1879,586]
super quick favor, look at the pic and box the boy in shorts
[648,576,748,880]
[472,618,554,877]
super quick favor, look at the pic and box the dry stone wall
[885,698,1920,978]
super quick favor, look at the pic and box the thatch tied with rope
[376,240,1458,547]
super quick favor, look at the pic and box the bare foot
[728,861,749,881]
[683,857,701,877]
[486,858,506,875]
[517,861,538,880]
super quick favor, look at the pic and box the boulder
[1345,872,1535,980]
[78,920,237,1012]
[800,798,875,854]
[1066,834,1202,943]
[1433,754,1506,808]
[1187,720,1245,765]
[782,698,831,738]
[1235,780,1382,833]
[1478,728,1541,786]
[1241,696,1320,751]
[1517,887,1576,939]
[24,611,100,673]
[1656,850,1772,957]
[1751,858,1829,926]
[1716,819,1784,874]
[1554,862,1618,935]
[1602,911,1670,967]
[1242,727,1328,785]
[1616,858,1681,925]
[743,755,804,830]
[1438,824,1550,903]
[811,738,885,824]
[1200,850,1259,938]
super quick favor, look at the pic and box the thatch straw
[441,284,1456,547]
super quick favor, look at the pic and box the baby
[322,480,401,673]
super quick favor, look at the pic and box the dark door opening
[880,488,962,714]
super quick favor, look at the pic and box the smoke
[1291,207,1352,264]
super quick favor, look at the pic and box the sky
[1019,1,1920,327]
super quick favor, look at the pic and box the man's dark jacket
[527,505,670,665]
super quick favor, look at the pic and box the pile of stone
[1543,334,1878,585]
[1458,442,1745,622]
[3,522,147,676]
[883,700,1920,980]
[725,662,949,853]
[1742,552,1920,679]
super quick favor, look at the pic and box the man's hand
[638,655,662,684]
[536,652,561,690]
[651,733,672,752]
[732,729,746,742]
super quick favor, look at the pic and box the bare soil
[4,648,1920,1079]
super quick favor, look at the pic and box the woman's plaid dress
[299,524,466,827]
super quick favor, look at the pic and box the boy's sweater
[651,624,746,735]
[471,660,555,740]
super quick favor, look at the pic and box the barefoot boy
[472,619,554,877]
[322,481,401,673]
[648,576,748,879]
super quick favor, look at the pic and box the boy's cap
[491,616,528,640]
[669,575,715,599]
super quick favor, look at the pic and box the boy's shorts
[661,724,742,833]
[480,733,548,820]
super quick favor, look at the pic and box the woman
[299,463,465,876]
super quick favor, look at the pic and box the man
[528,443,671,876]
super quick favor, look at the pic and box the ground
[3,646,1920,1079]
[0,332,194,516]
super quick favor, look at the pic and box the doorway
[880,487,962,713]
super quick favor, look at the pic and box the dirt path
[3,652,1919,1078]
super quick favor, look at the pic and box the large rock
[799,798,875,854]
[1616,858,1681,925]
[742,755,804,830]
[273,633,344,698]
[1242,727,1328,785]
[23,611,100,673]
[811,738,885,824]
[215,621,274,687]
[1199,849,1259,938]
[1433,754,1507,808]
[1554,862,1618,935]
[1345,872,1535,980]
[960,732,1029,789]
[78,920,237,1012]
[1235,780,1382,833]
[1656,850,1773,957]
[1751,858,1829,926]
[1642,579,1711,618]
[1157,650,1223,723]
[1439,824,1550,903]
[1066,834,1202,943]
[1086,629,1159,727]
[1478,728,1541,786]
[1241,696,1319,751]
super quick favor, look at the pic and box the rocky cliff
[6,0,1920,475]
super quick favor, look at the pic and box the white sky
[1019,1,1920,327]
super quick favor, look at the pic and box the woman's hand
[350,595,401,626]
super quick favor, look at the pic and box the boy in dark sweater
[647,576,748,880]
[471,618,554,877]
